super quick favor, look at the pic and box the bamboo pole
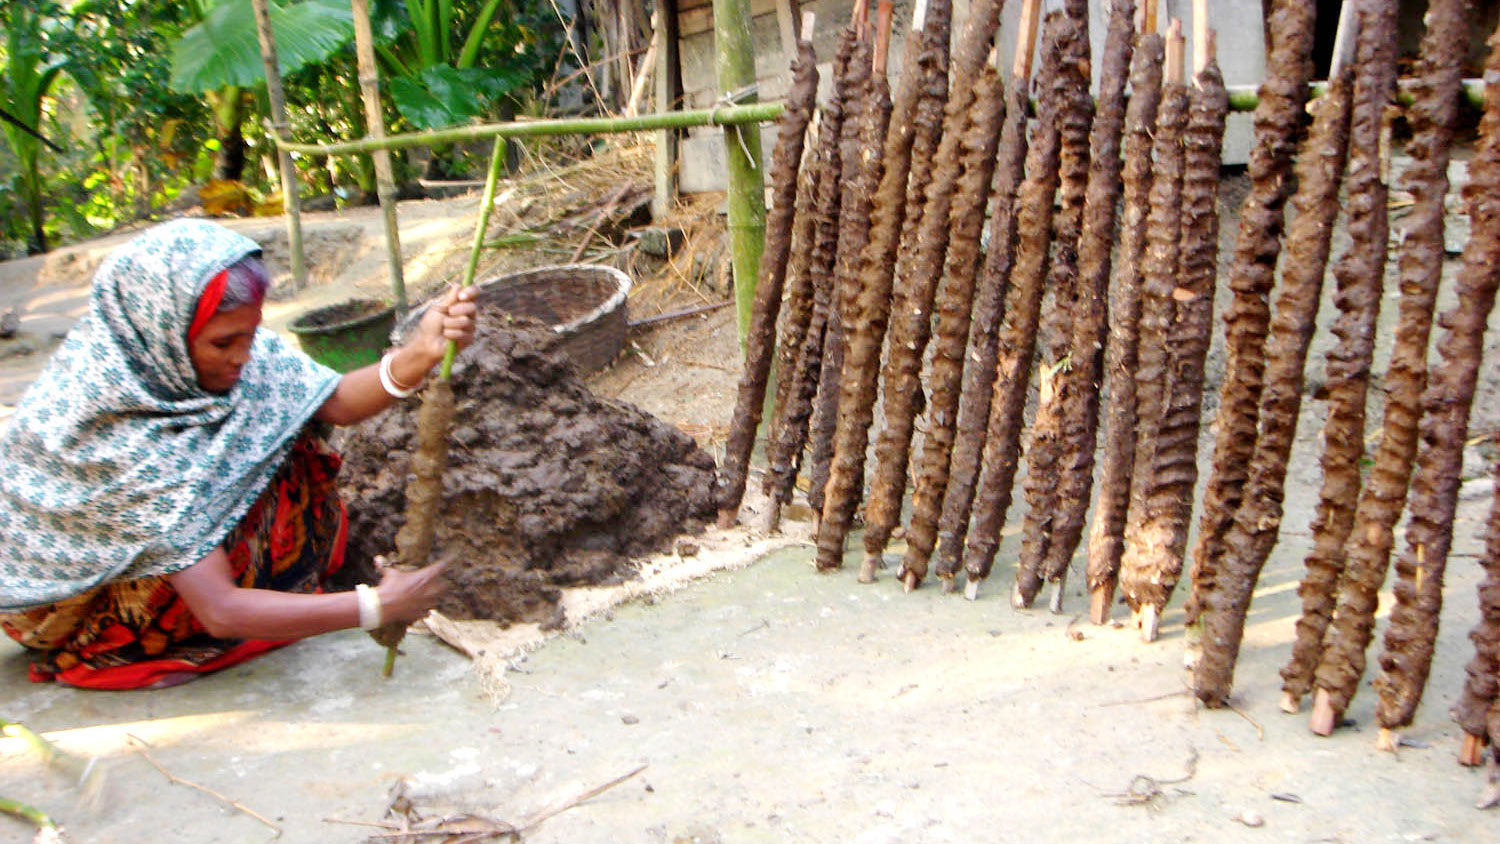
[270,81,1488,164]
[250,0,306,291]
[714,0,768,349]
[351,0,408,317]
[654,0,682,219]
[278,103,786,157]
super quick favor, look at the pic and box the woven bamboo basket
[399,264,632,374]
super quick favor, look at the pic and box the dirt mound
[335,319,717,628]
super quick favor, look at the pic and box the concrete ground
[4,514,1498,843]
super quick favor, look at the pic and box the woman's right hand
[375,562,448,624]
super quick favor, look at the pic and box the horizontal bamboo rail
[272,78,1484,160]
[275,102,786,156]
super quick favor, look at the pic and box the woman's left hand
[414,285,479,364]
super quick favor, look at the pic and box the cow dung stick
[855,0,955,583]
[370,135,510,676]
[1014,0,1094,610]
[1278,0,1395,716]
[1027,0,1138,612]
[1298,0,1463,722]
[959,10,1070,596]
[1370,16,1500,742]
[1185,0,1316,647]
[814,11,893,570]
[761,28,859,521]
[856,0,1006,582]
[805,18,873,527]
[934,0,1044,593]
[899,52,1008,592]
[815,0,949,572]
[714,31,819,528]
[1458,459,1500,763]
[1118,20,1188,635]
[1130,31,1225,640]
[1194,55,1351,695]
[1086,26,1165,623]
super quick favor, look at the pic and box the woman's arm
[166,548,446,640]
[315,285,479,426]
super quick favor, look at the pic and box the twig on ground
[126,735,281,838]
[1097,688,1193,707]
[1225,700,1266,741]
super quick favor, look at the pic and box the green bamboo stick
[273,103,786,157]
[713,0,767,350]
[0,796,58,832]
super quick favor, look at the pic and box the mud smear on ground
[337,320,716,629]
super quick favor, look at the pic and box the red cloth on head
[188,270,229,342]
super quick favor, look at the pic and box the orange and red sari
[0,434,347,690]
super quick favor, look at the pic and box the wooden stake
[1460,733,1488,767]
[911,0,929,31]
[1309,687,1338,735]
[1138,603,1160,643]
[1165,18,1184,87]
[802,11,817,41]
[1089,588,1111,625]
[1144,0,1158,36]
[1192,0,1209,77]
[1048,577,1066,615]
[853,0,869,41]
[1012,0,1043,81]
[1329,0,1359,80]
[874,1,894,75]
[1376,728,1399,753]
[859,551,881,583]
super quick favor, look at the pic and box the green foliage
[1,1,70,252]
[374,0,562,132]
[389,64,529,130]
[168,0,356,94]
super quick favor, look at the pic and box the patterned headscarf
[0,220,341,611]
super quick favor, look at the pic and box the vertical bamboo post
[351,0,408,317]
[249,0,306,290]
[654,0,682,220]
[714,0,768,349]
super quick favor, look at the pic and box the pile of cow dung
[335,317,717,629]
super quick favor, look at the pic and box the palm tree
[1,3,70,253]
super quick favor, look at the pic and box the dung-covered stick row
[761,20,861,524]
[1186,0,1318,641]
[898,47,1013,590]
[713,29,820,529]
[1020,0,1140,612]
[1372,16,1500,749]
[1190,61,1354,698]
[1014,0,1096,610]
[1086,28,1165,622]
[958,8,1072,595]
[933,0,1045,594]
[806,11,875,525]
[856,0,1007,578]
[813,2,895,570]
[1118,21,1189,638]
[1297,0,1465,725]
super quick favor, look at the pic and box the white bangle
[378,352,421,399]
[355,583,383,630]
